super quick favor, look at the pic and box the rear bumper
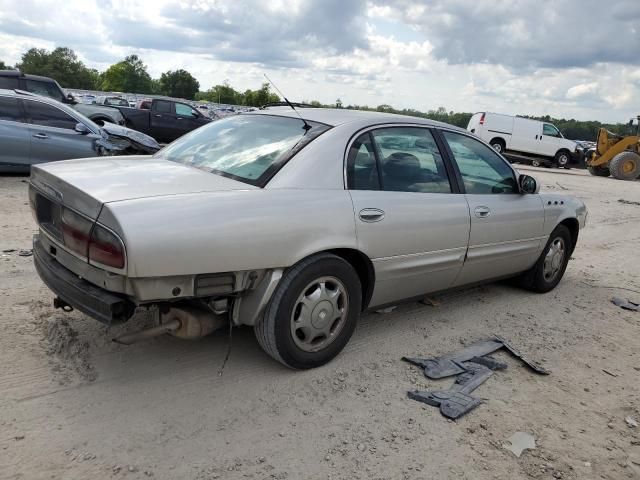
[33,235,134,325]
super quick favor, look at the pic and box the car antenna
[263,73,311,131]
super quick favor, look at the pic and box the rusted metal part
[113,319,181,345]
[112,306,227,345]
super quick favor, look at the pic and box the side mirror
[75,122,90,134]
[519,174,539,194]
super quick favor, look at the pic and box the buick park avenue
[30,107,587,369]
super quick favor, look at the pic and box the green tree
[202,83,242,104]
[242,83,280,107]
[0,60,10,70]
[16,47,99,89]
[158,69,200,99]
[100,55,153,93]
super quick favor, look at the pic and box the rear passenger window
[0,96,23,122]
[371,127,451,193]
[442,131,517,194]
[347,133,380,190]
[24,100,78,130]
[155,101,173,114]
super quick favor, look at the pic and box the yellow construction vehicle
[587,115,640,180]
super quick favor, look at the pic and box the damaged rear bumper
[33,236,134,325]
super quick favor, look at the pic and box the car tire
[531,159,542,167]
[254,253,362,369]
[609,151,640,180]
[489,139,505,154]
[587,165,610,177]
[515,225,572,293]
[554,150,571,168]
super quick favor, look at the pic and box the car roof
[252,106,466,131]
[0,70,60,84]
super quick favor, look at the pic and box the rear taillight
[89,224,125,269]
[479,112,486,125]
[59,207,125,269]
[61,208,92,257]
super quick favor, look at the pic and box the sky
[0,0,639,123]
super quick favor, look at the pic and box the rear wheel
[531,159,542,167]
[255,253,362,369]
[489,138,505,154]
[609,151,640,180]
[587,165,611,177]
[516,225,572,293]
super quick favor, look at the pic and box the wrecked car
[30,107,587,369]
[0,89,160,172]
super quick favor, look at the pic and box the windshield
[155,114,330,186]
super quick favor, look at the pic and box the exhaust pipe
[113,306,226,345]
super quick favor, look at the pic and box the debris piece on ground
[503,432,536,457]
[402,336,549,379]
[618,199,640,206]
[18,249,33,257]
[419,297,440,306]
[626,416,639,428]
[407,361,496,419]
[602,369,618,377]
[611,297,640,311]
[404,337,547,419]
[2,248,16,253]
[376,306,397,314]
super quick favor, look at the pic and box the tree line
[1,47,634,140]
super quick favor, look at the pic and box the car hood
[100,122,160,153]
[31,157,257,218]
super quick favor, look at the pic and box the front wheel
[255,253,362,369]
[554,150,571,168]
[515,225,572,293]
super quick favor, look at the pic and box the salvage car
[0,70,125,126]
[0,89,159,172]
[30,107,587,369]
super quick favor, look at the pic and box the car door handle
[33,133,49,139]
[154,114,162,118]
[474,206,491,218]
[359,208,385,223]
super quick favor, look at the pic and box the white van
[467,112,577,167]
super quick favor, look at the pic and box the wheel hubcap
[559,155,568,165]
[291,276,348,352]
[493,144,502,152]
[623,159,635,174]
[543,237,565,282]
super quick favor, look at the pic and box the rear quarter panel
[99,189,358,277]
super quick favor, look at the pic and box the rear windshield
[155,114,330,186]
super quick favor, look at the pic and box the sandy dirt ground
[1,166,639,480]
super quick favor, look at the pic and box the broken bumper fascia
[33,235,135,325]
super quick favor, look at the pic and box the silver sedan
[30,107,587,368]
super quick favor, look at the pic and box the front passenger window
[176,103,197,117]
[442,131,517,194]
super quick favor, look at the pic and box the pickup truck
[117,99,212,143]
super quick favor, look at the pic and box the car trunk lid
[31,156,257,219]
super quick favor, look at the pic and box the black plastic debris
[404,336,549,419]
[18,249,33,257]
[611,296,640,312]
[403,336,549,379]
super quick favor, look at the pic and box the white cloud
[0,0,638,122]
